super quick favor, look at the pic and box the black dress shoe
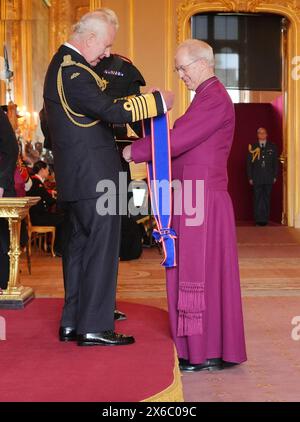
[59,326,77,342]
[114,309,127,321]
[77,330,135,346]
[180,358,223,372]
[178,358,189,366]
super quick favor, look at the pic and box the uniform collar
[59,44,89,66]
[64,42,82,56]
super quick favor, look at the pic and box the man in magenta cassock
[123,39,247,372]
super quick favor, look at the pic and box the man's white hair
[71,8,119,40]
[178,39,215,67]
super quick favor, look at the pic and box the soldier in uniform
[0,106,19,290]
[247,127,278,226]
[43,9,173,346]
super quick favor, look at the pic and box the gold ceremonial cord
[57,55,107,128]
[248,144,261,162]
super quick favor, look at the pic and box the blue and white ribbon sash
[146,114,177,268]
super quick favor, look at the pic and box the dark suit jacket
[247,141,278,185]
[43,45,164,201]
[0,108,18,196]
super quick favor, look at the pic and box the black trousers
[253,184,273,224]
[60,198,121,334]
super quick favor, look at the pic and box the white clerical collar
[64,42,82,56]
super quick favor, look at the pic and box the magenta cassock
[131,76,247,365]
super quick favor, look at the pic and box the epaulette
[114,53,132,64]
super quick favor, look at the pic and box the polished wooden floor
[19,225,300,306]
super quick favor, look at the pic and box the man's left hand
[123,145,132,163]
[0,187,4,198]
[273,178,277,184]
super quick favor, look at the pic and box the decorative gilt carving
[177,0,300,41]
[7,217,21,290]
[247,1,300,15]
[0,198,39,303]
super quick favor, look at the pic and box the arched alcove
[176,0,300,227]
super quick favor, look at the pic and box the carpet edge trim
[141,348,184,402]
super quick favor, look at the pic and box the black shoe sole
[77,341,135,346]
[180,364,223,372]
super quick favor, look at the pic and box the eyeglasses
[174,58,200,74]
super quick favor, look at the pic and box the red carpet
[0,300,182,402]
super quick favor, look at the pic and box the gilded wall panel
[76,7,89,21]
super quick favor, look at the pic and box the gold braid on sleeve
[122,93,159,122]
[56,55,107,128]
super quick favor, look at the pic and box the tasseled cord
[177,282,205,336]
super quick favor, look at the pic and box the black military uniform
[247,141,278,225]
[95,54,146,261]
[95,54,145,141]
[43,44,164,337]
[94,54,145,186]
[0,107,19,289]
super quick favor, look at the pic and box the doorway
[191,12,286,225]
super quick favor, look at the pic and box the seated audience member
[23,142,40,168]
[26,160,65,256]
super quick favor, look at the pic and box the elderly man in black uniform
[247,127,278,226]
[43,8,173,346]
[0,106,19,290]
